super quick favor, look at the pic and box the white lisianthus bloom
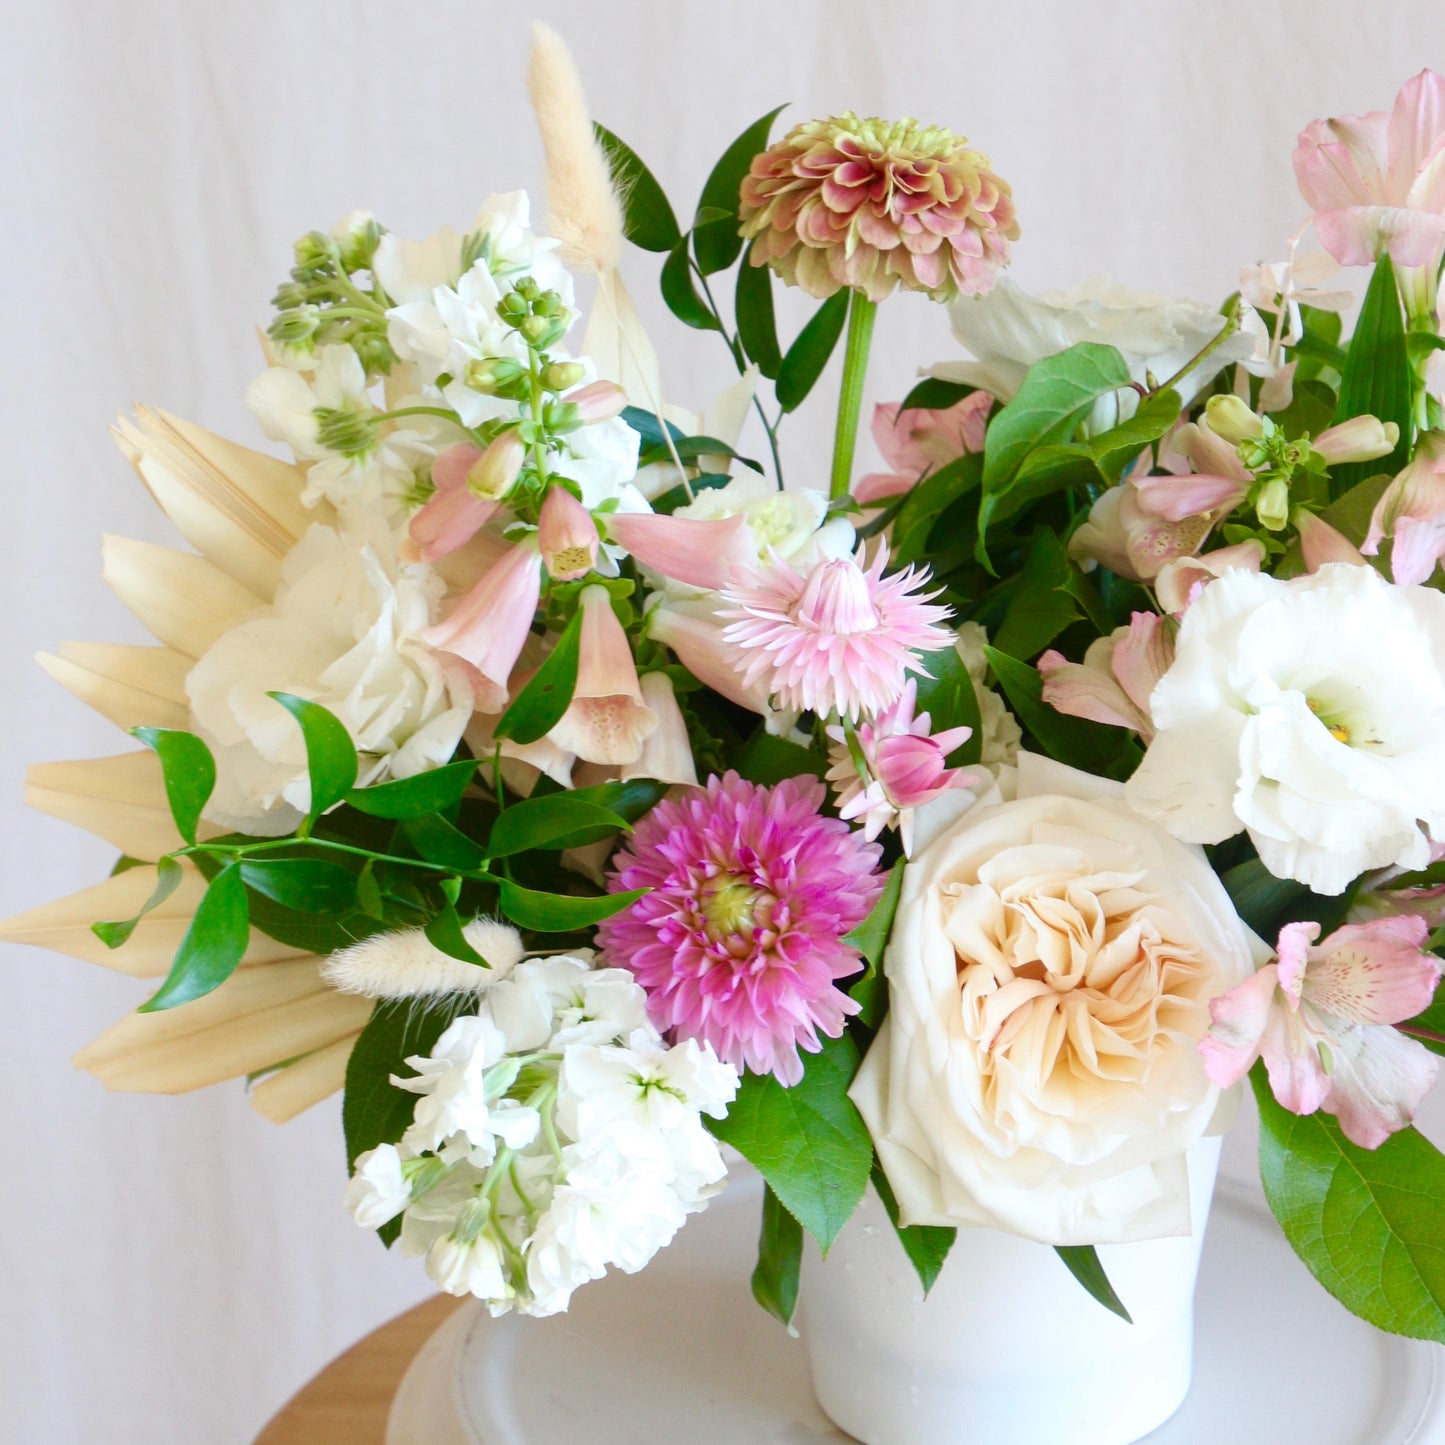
[1126,564,1445,894]
[187,520,475,836]
[934,276,1265,430]
[344,1145,413,1230]
[852,755,1258,1245]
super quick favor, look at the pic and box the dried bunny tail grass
[527,22,623,275]
[321,918,526,1000]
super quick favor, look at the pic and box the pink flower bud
[567,380,628,425]
[1295,510,1368,573]
[1364,431,1445,585]
[537,485,599,581]
[1313,416,1400,466]
[467,431,526,501]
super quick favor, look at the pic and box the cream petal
[37,643,191,732]
[581,268,663,411]
[25,751,198,859]
[249,1035,358,1122]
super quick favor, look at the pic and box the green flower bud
[268,305,322,345]
[1255,476,1291,531]
[1206,394,1264,446]
[519,314,551,345]
[314,403,378,458]
[293,230,341,273]
[353,333,398,377]
[271,282,310,311]
[497,291,530,324]
[464,356,527,394]
[334,214,383,272]
[533,289,566,318]
[540,360,586,392]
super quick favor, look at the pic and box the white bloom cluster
[344,953,738,1316]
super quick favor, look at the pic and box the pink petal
[606,510,754,591]
[431,443,482,492]
[1199,964,1282,1087]
[1303,918,1442,1027]
[1319,1021,1441,1148]
[1275,920,1324,1006]
[1133,472,1249,522]
[1387,70,1445,203]
[1389,512,1445,585]
[1296,511,1368,573]
[408,487,499,563]
[1294,115,1389,212]
[854,471,915,506]
[1110,611,1174,719]
[1260,1006,1334,1119]
[1038,643,1145,733]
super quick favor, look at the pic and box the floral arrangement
[7,28,1445,1346]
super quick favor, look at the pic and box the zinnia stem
[829,290,877,500]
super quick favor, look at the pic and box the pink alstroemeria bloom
[537,485,599,581]
[824,678,975,854]
[1155,540,1266,615]
[855,392,992,507]
[1069,483,1217,582]
[1295,510,1369,574]
[605,510,754,591]
[420,537,543,713]
[1294,70,1445,277]
[1200,917,1442,1149]
[1039,611,1174,741]
[1364,431,1445,585]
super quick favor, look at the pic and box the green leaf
[981,443,1102,537]
[751,1185,804,1330]
[239,858,358,914]
[593,124,682,253]
[636,434,761,473]
[1219,857,1310,939]
[734,729,827,786]
[267,693,358,818]
[424,905,489,966]
[775,289,849,413]
[92,855,184,949]
[736,243,782,378]
[899,377,976,414]
[487,795,629,858]
[1081,387,1181,481]
[498,880,646,932]
[910,645,983,767]
[650,471,734,515]
[1252,1068,1445,1342]
[138,862,250,1012]
[401,813,489,872]
[845,863,904,1029]
[870,1164,955,1296]
[1331,254,1411,496]
[692,105,786,275]
[984,646,1138,780]
[620,406,686,454]
[356,860,385,920]
[891,453,983,566]
[708,1032,873,1252]
[346,760,479,819]
[1401,979,1445,1057]
[494,608,584,746]
[992,530,1084,661]
[1054,1245,1133,1323]
[661,237,722,331]
[131,728,215,845]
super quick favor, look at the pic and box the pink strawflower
[824,678,975,854]
[597,771,885,1085]
[719,543,953,721]
[1200,917,1442,1149]
[855,392,992,507]
[739,113,1019,303]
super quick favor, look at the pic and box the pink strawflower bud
[739,114,1019,303]
[567,379,628,424]
[1295,510,1368,573]
[549,585,659,766]
[420,538,543,712]
[621,671,699,787]
[1200,917,1441,1149]
[1039,612,1174,741]
[855,392,992,506]
[605,509,754,590]
[537,484,599,580]
[1154,540,1265,614]
[1364,431,1445,584]
[1313,415,1400,466]
[467,430,526,501]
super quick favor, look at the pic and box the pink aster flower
[739,113,1019,303]
[596,771,884,1085]
[1200,917,1442,1149]
[824,678,976,854]
[719,543,953,721]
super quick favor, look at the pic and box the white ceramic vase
[799,1135,1223,1445]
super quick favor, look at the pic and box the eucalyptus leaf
[692,105,786,275]
[593,124,682,253]
[131,727,215,845]
[347,760,479,819]
[494,608,583,746]
[776,289,849,413]
[138,862,250,1012]
[661,237,722,331]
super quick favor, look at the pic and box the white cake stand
[386,1171,1445,1444]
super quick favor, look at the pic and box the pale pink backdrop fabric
[2,1,1444,1440]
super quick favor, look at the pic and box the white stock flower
[852,755,1258,1245]
[344,1145,412,1230]
[487,955,651,1052]
[1126,564,1445,895]
[427,1230,512,1302]
[186,520,474,835]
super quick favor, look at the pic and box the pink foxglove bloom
[644,602,784,720]
[1154,539,1266,615]
[467,430,526,501]
[537,485,599,581]
[605,510,754,591]
[1312,416,1401,467]
[1364,431,1445,585]
[1039,612,1174,741]
[408,444,501,563]
[738,114,1018,303]
[621,671,699,787]
[855,393,992,507]
[549,585,658,766]
[1294,70,1445,276]
[421,537,542,712]
[1200,918,1441,1149]
[596,772,884,1084]
[1295,511,1368,573]
[719,544,952,721]
[1069,482,1220,581]
[565,379,628,425]
[824,678,975,854]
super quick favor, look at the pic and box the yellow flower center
[701,876,771,943]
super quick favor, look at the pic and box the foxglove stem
[830,290,878,500]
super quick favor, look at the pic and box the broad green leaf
[1252,1068,1445,1342]
[1219,857,1311,939]
[593,124,681,253]
[424,904,489,966]
[487,795,629,858]
[636,434,761,473]
[92,855,183,949]
[239,858,358,914]
[131,728,215,845]
[992,530,1083,661]
[735,729,827,786]
[899,377,977,415]
[891,453,983,566]
[984,646,1138,780]
[692,105,786,275]
[139,862,250,1012]
[1331,254,1411,496]
[775,289,849,413]
[1054,1245,1133,1323]
[870,1164,955,1296]
[1083,387,1181,482]
[242,892,385,954]
[401,813,489,872]
[845,863,904,1029]
[619,406,686,454]
[736,243,782,378]
[751,1185,804,1330]
[980,443,1102,537]
[708,1032,873,1252]
[661,237,722,331]
[347,760,479,819]
[494,608,584,746]
[910,645,983,767]
[268,692,358,817]
[498,880,646,932]
[1401,979,1445,1058]
[559,778,669,824]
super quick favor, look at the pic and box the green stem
[186,836,497,882]
[1150,300,1239,398]
[829,291,877,500]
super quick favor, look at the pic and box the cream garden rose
[851,756,1259,1245]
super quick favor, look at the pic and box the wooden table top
[253,1295,463,1445]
